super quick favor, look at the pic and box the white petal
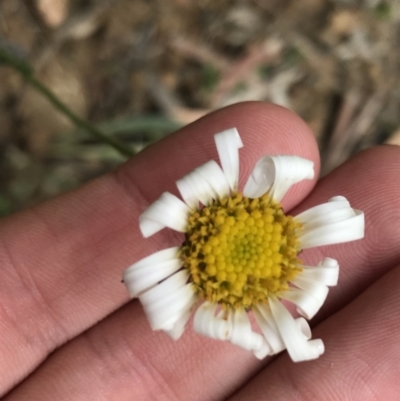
[243,156,275,199]
[300,207,356,232]
[243,155,314,201]
[296,317,312,339]
[299,257,339,286]
[214,128,243,191]
[294,196,350,225]
[296,197,357,235]
[125,247,180,271]
[193,303,270,359]
[269,295,325,362]
[139,270,194,330]
[139,192,190,237]
[295,196,365,248]
[158,286,196,331]
[286,274,330,319]
[298,209,365,249]
[291,276,329,303]
[279,288,325,320]
[139,269,188,309]
[176,161,230,208]
[176,166,215,209]
[253,305,286,354]
[254,306,313,353]
[193,302,232,340]
[197,160,231,199]
[253,342,271,360]
[230,309,271,359]
[123,247,181,298]
[164,298,197,340]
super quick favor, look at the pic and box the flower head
[123,128,365,362]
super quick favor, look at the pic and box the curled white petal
[300,207,356,231]
[243,155,314,201]
[299,257,339,286]
[254,306,313,353]
[139,269,188,310]
[295,196,365,248]
[176,161,230,208]
[253,305,285,354]
[230,309,270,359]
[294,196,350,225]
[296,317,312,339]
[253,342,271,360]
[286,274,329,319]
[279,288,325,320]
[193,302,232,340]
[243,156,275,199]
[269,295,325,362]
[158,286,196,332]
[296,196,356,234]
[165,299,196,340]
[298,209,365,249]
[214,128,243,191]
[194,303,270,359]
[139,192,190,237]
[291,276,329,303]
[139,270,194,331]
[123,247,181,298]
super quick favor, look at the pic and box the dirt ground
[1,0,399,215]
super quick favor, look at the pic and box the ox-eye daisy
[123,128,364,362]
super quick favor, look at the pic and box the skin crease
[0,102,398,400]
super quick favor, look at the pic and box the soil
[0,0,399,215]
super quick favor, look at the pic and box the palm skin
[0,102,399,401]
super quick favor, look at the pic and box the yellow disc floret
[180,193,303,309]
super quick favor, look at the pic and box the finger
[229,264,400,401]
[0,102,319,394]
[6,145,400,401]
[5,303,263,401]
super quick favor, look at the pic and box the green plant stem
[0,46,134,158]
[26,75,134,157]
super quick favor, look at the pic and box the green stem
[26,75,134,157]
[0,45,134,158]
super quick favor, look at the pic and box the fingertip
[117,101,320,210]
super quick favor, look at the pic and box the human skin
[0,102,399,400]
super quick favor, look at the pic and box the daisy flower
[123,128,365,362]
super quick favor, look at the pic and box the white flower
[123,128,365,362]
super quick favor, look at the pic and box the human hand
[0,102,398,400]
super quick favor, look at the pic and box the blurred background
[1,0,400,216]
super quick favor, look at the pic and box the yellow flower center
[180,193,303,309]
